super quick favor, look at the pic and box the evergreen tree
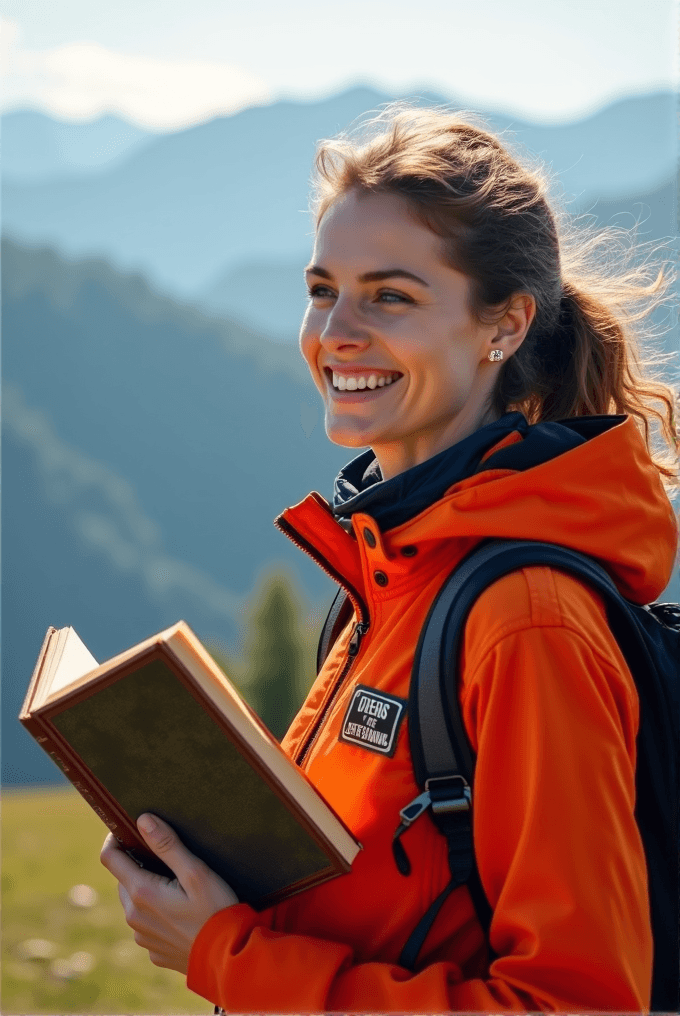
[241,568,307,741]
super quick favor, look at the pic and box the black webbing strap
[316,587,353,673]
[399,876,458,970]
[402,538,638,971]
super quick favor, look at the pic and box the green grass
[2,786,211,1014]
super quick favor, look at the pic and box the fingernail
[138,814,157,835]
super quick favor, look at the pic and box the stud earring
[488,349,504,362]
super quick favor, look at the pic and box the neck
[372,402,500,481]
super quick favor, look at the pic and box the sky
[1,0,678,129]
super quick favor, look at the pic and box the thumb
[136,813,195,883]
[137,812,239,908]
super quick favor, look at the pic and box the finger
[118,881,131,911]
[136,813,202,890]
[100,832,147,886]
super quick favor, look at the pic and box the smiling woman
[101,105,679,1014]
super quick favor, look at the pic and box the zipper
[295,618,370,767]
[274,508,371,767]
[273,508,370,628]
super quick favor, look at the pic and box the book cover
[19,621,360,908]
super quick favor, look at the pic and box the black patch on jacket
[339,686,407,757]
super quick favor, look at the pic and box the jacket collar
[276,415,677,608]
[332,412,529,532]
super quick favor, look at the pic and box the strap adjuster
[425,774,471,815]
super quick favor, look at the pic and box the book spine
[20,712,176,879]
[20,711,135,845]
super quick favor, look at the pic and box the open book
[20,621,361,908]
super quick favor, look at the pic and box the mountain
[2,89,676,309]
[2,238,349,785]
[200,259,308,343]
[1,110,156,183]
[198,177,678,344]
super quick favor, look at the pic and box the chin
[325,418,377,449]
[326,430,372,449]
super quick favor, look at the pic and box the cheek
[299,328,324,387]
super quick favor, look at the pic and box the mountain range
[3,87,678,785]
[3,88,676,338]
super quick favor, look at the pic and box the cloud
[1,17,272,129]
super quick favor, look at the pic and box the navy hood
[332,413,624,532]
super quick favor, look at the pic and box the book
[19,621,361,909]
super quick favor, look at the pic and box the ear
[488,293,536,360]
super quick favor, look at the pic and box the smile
[324,368,403,397]
[333,371,401,391]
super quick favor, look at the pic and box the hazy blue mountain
[199,178,678,343]
[2,89,675,305]
[200,259,309,342]
[1,110,156,183]
[2,238,349,785]
[487,92,676,201]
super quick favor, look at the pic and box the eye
[377,290,414,305]
[307,284,336,301]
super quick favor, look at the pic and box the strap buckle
[398,790,432,828]
[425,774,471,815]
[398,775,471,828]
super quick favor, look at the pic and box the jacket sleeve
[186,571,653,1013]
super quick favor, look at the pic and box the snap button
[373,570,388,586]
[363,527,377,548]
[401,545,418,557]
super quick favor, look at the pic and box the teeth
[330,370,400,390]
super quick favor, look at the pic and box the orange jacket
[187,415,677,1013]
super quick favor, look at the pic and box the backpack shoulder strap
[409,538,630,785]
[401,537,655,972]
[316,587,354,674]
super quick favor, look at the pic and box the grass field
[2,786,211,1014]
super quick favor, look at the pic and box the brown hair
[311,105,678,487]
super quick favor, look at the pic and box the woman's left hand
[100,813,239,974]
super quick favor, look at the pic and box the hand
[100,813,239,974]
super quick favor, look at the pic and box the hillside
[3,238,348,785]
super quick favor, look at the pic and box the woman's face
[300,189,528,480]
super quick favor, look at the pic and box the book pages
[50,628,99,695]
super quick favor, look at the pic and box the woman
[101,106,678,1012]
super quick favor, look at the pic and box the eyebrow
[305,265,430,287]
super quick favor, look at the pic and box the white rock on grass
[67,884,99,908]
[68,951,96,974]
[16,938,57,961]
[49,958,76,980]
[48,950,96,980]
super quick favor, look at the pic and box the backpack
[317,538,680,1013]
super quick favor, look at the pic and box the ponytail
[495,258,678,487]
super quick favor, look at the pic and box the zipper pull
[347,621,369,657]
[392,790,432,876]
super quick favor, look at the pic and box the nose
[319,295,371,352]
